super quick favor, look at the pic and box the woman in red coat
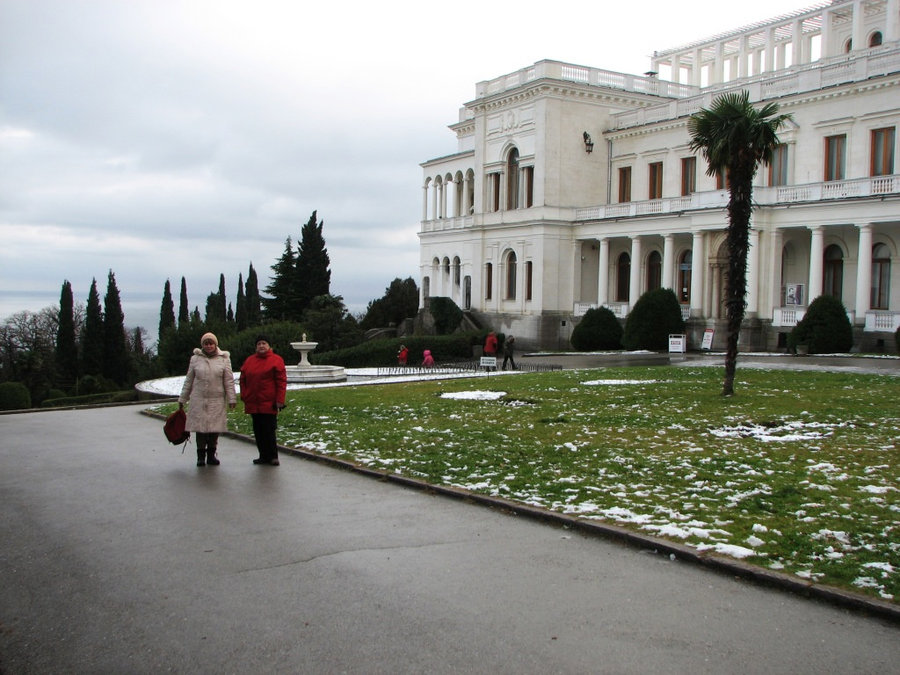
[239,335,287,466]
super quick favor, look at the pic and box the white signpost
[480,356,497,370]
[668,334,686,353]
[701,328,715,350]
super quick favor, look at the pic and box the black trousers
[251,413,279,461]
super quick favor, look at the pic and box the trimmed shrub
[428,297,464,335]
[571,306,623,351]
[788,295,853,354]
[0,381,32,410]
[622,288,685,351]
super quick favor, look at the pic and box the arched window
[506,148,520,210]
[464,276,472,309]
[844,38,853,53]
[616,252,630,302]
[453,256,461,287]
[485,263,493,300]
[678,250,693,302]
[505,250,517,299]
[823,244,843,299]
[869,31,883,47]
[872,243,891,309]
[647,251,662,291]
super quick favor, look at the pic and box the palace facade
[417,0,900,352]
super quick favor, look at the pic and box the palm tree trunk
[722,172,753,396]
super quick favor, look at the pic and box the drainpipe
[606,139,613,204]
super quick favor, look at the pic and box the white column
[597,237,610,306]
[808,226,824,301]
[690,231,705,317]
[792,19,805,66]
[662,234,675,290]
[772,229,784,311]
[887,0,900,42]
[739,36,750,78]
[712,42,725,84]
[746,228,760,316]
[765,27,776,72]
[672,54,682,84]
[431,183,438,221]
[629,236,642,308]
[422,185,429,221]
[854,224,873,325]
[692,48,703,86]
[820,8,833,58]
[463,176,471,215]
[851,0,866,51]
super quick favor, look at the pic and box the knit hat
[255,334,270,345]
[200,332,218,346]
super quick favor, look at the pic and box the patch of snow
[440,390,506,401]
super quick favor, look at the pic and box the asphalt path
[1,403,898,674]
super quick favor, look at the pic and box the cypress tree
[245,264,261,328]
[178,277,190,326]
[296,210,331,316]
[263,238,297,321]
[217,274,227,320]
[102,270,129,385]
[159,279,176,336]
[81,279,104,377]
[235,272,247,331]
[55,280,78,388]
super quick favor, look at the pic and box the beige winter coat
[178,348,237,433]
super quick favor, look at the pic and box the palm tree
[688,91,791,396]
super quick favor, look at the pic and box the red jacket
[484,333,498,355]
[239,350,287,414]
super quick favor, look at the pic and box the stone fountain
[285,334,346,383]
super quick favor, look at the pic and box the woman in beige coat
[179,332,237,466]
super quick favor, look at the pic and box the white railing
[773,307,807,327]
[865,311,900,332]
[574,175,899,222]
[475,60,699,101]
[573,302,630,318]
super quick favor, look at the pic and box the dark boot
[196,447,206,467]
[206,447,220,466]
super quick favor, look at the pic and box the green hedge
[313,333,481,368]
[622,288,685,351]
[788,295,853,354]
[0,381,32,410]
[40,390,140,408]
[571,306,623,351]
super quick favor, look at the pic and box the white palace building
[417,0,900,352]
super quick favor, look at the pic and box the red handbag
[163,408,190,445]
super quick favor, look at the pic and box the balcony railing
[574,175,900,222]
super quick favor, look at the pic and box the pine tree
[245,264,261,328]
[296,210,331,316]
[55,280,78,388]
[235,273,247,331]
[102,270,129,385]
[159,279,176,336]
[263,238,297,321]
[178,277,190,326]
[81,279,104,377]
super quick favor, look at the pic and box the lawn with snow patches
[152,365,899,602]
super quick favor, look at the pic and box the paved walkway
[1,404,898,674]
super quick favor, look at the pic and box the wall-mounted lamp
[583,131,594,154]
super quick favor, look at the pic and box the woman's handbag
[163,408,190,447]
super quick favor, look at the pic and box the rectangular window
[485,263,493,300]
[648,162,663,199]
[486,172,501,212]
[824,134,846,181]
[680,157,696,196]
[523,167,534,207]
[618,167,631,203]
[871,127,895,176]
[525,261,533,301]
[769,144,789,186]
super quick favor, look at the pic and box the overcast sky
[0,0,816,343]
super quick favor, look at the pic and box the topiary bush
[622,288,685,351]
[788,294,853,354]
[428,297,464,335]
[0,381,32,410]
[571,306,623,351]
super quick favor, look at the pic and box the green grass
[156,366,900,601]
